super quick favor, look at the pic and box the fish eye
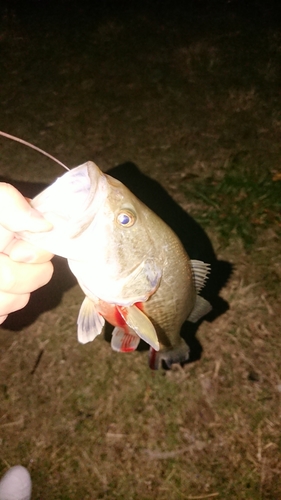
[117,210,136,227]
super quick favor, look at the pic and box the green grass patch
[183,153,281,247]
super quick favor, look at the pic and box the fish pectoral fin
[111,327,140,352]
[116,305,160,351]
[191,260,211,293]
[77,297,105,344]
[187,295,212,323]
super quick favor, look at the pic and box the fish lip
[85,161,104,188]
[67,165,109,238]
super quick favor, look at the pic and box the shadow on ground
[1,163,232,362]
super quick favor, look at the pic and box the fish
[18,161,212,369]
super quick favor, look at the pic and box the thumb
[0,183,53,233]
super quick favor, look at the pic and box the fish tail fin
[149,341,190,370]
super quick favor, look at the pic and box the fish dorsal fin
[188,295,212,323]
[116,305,160,351]
[77,297,105,344]
[111,327,140,352]
[191,260,211,293]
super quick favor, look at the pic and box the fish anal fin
[111,327,140,352]
[77,297,105,344]
[116,305,160,351]
[188,295,212,323]
[191,260,211,293]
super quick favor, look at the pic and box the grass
[182,154,281,247]
[1,1,281,498]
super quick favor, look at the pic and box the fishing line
[0,130,69,171]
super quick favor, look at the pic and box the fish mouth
[85,161,104,190]
[19,161,109,259]
[66,162,109,237]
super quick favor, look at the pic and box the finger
[0,254,54,294]
[0,291,30,317]
[7,239,54,264]
[0,314,8,325]
[0,183,53,233]
[0,224,14,253]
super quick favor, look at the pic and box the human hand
[0,183,54,324]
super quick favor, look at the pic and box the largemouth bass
[19,161,212,369]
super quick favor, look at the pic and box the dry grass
[0,2,281,498]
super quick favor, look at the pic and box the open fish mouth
[19,162,109,259]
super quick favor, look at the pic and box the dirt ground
[0,1,281,499]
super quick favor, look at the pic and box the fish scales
[142,240,194,346]
[18,161,212,369]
